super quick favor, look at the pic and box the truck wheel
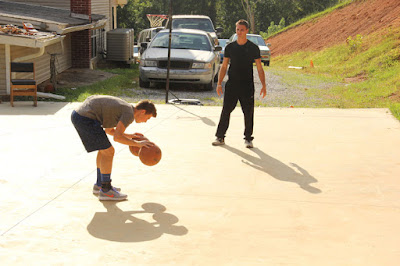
[204,80,214,91]
[139,77,150,88]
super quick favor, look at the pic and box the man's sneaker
[99,188,128,201]
[245,140,253,148]
[93,184,121,194]
[212,138,225,146]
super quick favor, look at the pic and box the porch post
[5,44,10,95]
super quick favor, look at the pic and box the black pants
[215,81,255,141]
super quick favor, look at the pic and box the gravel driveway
[125,67,337,107]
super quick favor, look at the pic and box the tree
[117,0,342,39]
[240,0,256,33]
[216,0,246,38]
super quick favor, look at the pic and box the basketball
[129,146,140,156]
[139,145,162,166]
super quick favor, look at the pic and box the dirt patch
[344,73,368,83]
[54,68,116,88]
[266,0,400,57]
[387,91,400,102]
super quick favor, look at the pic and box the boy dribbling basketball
[71,95,156,201]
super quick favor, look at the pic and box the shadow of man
[173,104,216,127]
[87,202,188,242]
[222,146,321,194]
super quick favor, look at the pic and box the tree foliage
[118,0,342,39]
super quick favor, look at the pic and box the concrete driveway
[1,102,400,265]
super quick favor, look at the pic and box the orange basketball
[129,146,140,156]
[139,145,162,166]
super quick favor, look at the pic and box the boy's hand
[138,140,155,148]
[216,84,223,96]
[260,86,267,98]
[133,132,144,137]
[131,133,148,141]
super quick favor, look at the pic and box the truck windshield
[171,18,214,32]
[150,32,211,51]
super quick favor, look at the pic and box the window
[91,29,105,58]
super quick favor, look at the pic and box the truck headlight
[192,62,212,69]
[140,60,157,67]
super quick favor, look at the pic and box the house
[0,0,127,98]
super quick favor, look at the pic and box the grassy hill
[265,0,400,120]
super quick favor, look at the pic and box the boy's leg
[215,89,238,139]
[93,150,120,194]
[97,146,127,200]
[98,146,114,190]
[71,111,121,195]
[239,90,255,142]
[96,153,102,186]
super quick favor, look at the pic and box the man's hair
[135,100,157,117]
[236,19,249,29]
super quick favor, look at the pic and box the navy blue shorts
[71,110,112,153]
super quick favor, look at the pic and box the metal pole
[165,0,172,103]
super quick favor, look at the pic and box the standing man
[213,19,267,148]
[71,95,157,201]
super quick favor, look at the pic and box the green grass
[56,65,141,102]
[270,26,400,115]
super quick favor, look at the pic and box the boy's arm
[216,57,230,96]
[255,58,267,98]
[105,122,153,147]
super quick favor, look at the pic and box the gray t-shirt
[76,95,135,128]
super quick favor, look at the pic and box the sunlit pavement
[1,102,400,265]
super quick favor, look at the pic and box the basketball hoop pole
[165,0,173,104]
[164,1,202,106]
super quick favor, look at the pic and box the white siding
[3,0,70,9]
[92,0,112,31]
[0,45,6,95]
[10,36,71,85]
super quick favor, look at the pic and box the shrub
[347,34,363,52]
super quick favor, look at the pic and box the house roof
[0,1,107,34]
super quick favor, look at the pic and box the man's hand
[260,85,267,98]
[216,84,223,97]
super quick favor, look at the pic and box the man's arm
[105,121,153,148]
[255,58,267,98]
[216,57,230,96]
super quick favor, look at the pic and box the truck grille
[158,60,191,69]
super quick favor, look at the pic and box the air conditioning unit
[106,28,134,63]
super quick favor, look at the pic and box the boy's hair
[135,100,157,117]
[236,19,249,29]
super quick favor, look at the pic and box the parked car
[228,33,271,66]
[218,38,228,63]
[139,29,222,90]
[137,27,164,55]
[165,15,223,45]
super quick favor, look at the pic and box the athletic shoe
[92,184,121,194]
[245,140,253,148]
[212,138,225,146]
[99,188,127,201]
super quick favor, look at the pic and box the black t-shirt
[224,40,261,82]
